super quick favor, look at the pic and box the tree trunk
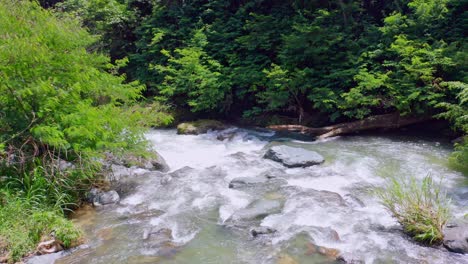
[268,112,431,139]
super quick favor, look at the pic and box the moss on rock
[176,120,227,135]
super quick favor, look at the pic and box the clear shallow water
[58,128,467,264]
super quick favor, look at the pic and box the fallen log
[267,112,432,139]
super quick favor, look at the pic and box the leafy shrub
[0,1,159,261]
[377,176,450,244]
[437,82,468,174]
[448,139,468,175]
[0,0,151,207]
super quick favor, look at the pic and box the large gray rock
[443,221,468,254]
[105,150,169,173]
[177,119,227,135]
[230,199,282,221]
[123,150,169,172]
[151,150,170,172]
[264,145,324,168]
[88,188,120,206]
[228,175,287,189]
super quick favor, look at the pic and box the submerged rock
[262,168,286,179]
[26,245,90,264]
[305,243,341,259]
[216,129,238,141]
[228,175,287,190]
[176,119,227,135]
[169,166,195,178]
[344,194,365,208]
[142,228,180,257]
[127,208,165,221]
[251,226,277,237]
[230,199,282,221]
[143,228,172,242]
[277,254,298,264]
[229,176,268,188]
[443,221,468,254]
[281,231,345,262]
[264,145,324,168]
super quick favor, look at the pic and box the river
[54,128,467,263]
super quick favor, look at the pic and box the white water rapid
[51,128,467,264]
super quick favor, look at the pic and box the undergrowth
[0,191,81,262]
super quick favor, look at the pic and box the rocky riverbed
[33,128,468,264]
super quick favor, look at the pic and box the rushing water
[55,128,467,264]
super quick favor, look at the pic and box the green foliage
[437,82,468,132]
[449,139,468,175]
[125,101,174,128]
[0,1,160,260]
[55,0,136,57]
[152,29,229,112]
[0,2,153,221]
[56,0,466,125]
[0,192,81,262]
[49,0,467,164]
[0,0,144,153]
[436,81,468,173]
[377,176,450,245]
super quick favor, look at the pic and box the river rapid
[56,128,467,264]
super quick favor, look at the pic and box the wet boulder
[150,150,170,172]
[88,188,120,206]
[264,145,324,168]
[177,119,227,135]
[104,150,169,173]
[443,221,468,254]
[123,150,169,172]
[216,129,238,141]
[230,199,282,221]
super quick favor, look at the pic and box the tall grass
[0,191,82,262]
[377,176,451,245]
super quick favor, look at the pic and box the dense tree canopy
[50,0,466,171]
[55,0,466,124]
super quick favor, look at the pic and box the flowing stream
[54,128,467,263]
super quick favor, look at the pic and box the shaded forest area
[47,0,467,168]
